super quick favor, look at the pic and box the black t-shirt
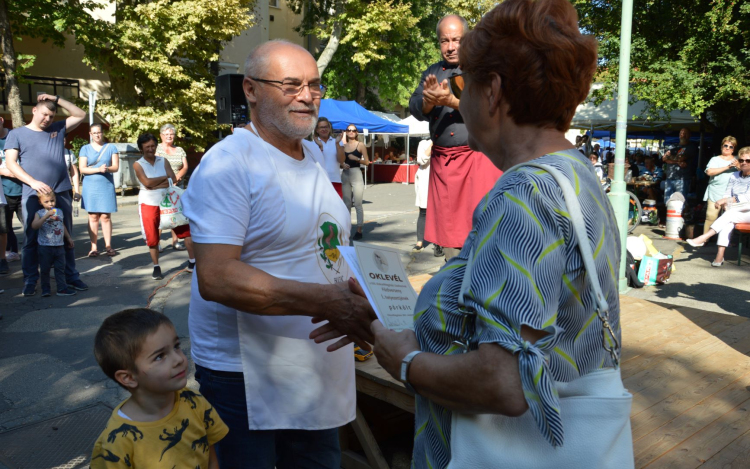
[408,61,467,148]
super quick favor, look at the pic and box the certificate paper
[337,243,418,331]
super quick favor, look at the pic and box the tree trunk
[356,81,366,104]
[0,0,25,127]
[106,57,139,106]
[316,21,341,76]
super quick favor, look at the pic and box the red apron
[425,145,503,248]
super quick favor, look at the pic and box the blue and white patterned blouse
[724,171,750,203]
[411,150,622,469]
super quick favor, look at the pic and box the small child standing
[91,308,227,468]
[30,191,76,297]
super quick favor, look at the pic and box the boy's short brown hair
[36,191,55,200]
[94,308,174,388]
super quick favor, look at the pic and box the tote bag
[158,179,189,230]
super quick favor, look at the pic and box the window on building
[269,0,279,7]
[0,76,80,106]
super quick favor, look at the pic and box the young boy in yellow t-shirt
[91,308,228,468]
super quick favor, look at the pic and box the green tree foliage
[1,0,96,126]
[75,0,257,149]
[290,0,496,110]
[574,0,750,138]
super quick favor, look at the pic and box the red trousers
[139,204,191,247]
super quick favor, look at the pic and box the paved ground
[0,182,747,468]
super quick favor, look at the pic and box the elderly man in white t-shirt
[182,40,375,469]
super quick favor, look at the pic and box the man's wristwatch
[400,350,423,394]
[54,95,60,104]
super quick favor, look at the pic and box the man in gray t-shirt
[4,94,88,295]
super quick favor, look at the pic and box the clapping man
[409,15,503,260]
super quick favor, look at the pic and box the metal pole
[608,0,634,293]
[88,91,97,141]
[404,134,410,185]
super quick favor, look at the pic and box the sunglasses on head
[723,144,735,149]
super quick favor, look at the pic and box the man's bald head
[436,15,468,38]
[244,40,312,79]
[436,15,467,65]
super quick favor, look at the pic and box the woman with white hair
[156,123,189,251]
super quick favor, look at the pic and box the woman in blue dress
[79,124,119,257]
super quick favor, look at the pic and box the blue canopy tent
[318,99,408,134]
[319,99,412,186]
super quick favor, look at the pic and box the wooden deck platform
[350,278,750,468]
[622,296,750,468]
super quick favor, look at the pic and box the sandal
[105,247,117,257]
[88,250,99,257]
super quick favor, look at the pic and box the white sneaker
[5,251,20,262]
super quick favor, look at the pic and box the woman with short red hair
[358,0,634,467]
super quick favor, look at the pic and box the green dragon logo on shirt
[318,221,342,272]
[316,213,350,284]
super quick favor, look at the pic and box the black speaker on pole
[215,74,248,126]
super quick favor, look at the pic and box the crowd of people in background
[0,94,197,294]
[579,127,750,269]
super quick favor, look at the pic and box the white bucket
[665,194,685,239]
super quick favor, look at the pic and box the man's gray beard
[257,97,317,140]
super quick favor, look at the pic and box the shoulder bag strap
[455,162,620,366]
[87,143,109,167]
[519,162,620,366]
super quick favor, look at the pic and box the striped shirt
[411,150,622,469]
[723,171,750,203]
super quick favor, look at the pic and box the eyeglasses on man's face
[738,159,750,164]
[250,77,327,98]
[723,144,735,149]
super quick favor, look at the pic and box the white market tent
[370,111,402,125]
[570,88,701,132]
[398,115,430,136]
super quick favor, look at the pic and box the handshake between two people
[308,277,422,379]
[309,277,377,352]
